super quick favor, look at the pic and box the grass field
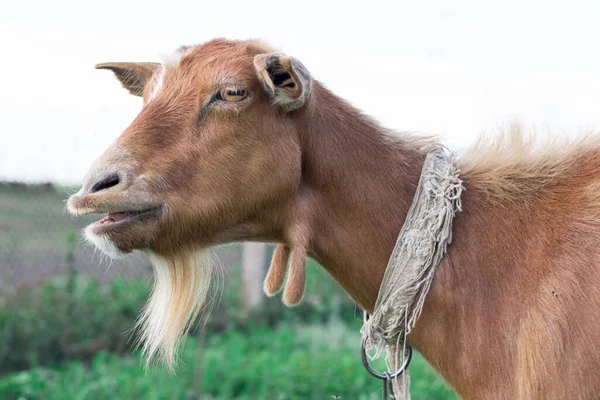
[0,323,458,400]
[0,183,458,399]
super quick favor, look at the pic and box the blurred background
[1,0,599,398]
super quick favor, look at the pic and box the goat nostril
[90,173,121,193]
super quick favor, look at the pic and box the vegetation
[0,266,457,399]
[0,325,457,400]
[0,275,148,373]
[0,261,358,375]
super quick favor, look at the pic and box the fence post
[241,242,267,312]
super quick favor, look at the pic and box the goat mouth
[90,206,162,234]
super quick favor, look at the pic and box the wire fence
[0,182,243,294]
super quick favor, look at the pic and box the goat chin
[136,249,212,371]
[84,227,126,259]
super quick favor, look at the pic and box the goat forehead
[146,39,272,102]
[185,39,244,58]
[165,39,273,74]
[180,39,272,68]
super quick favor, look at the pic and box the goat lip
[90,206,162,233]
[108,211,128,222]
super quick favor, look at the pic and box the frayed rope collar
[360,147,464,399]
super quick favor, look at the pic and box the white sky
[1,0,599,185]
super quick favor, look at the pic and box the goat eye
[221,87,248,102]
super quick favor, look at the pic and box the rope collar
[360,147,464,399]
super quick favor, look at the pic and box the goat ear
[253,53,312,112]
[95,62,160,96]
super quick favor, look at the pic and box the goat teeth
[99,216,115,224]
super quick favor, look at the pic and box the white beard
[84,226,125,259]
[136,249,213,370]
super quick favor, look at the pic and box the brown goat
[68,38,600,399]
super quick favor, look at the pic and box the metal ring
[360,341,412,380]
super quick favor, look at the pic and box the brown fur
[69,39,600,398]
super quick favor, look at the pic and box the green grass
[0,265,458,400]
[0,323,458,400]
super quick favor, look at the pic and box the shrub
[0,260,458,399]
[0,259,359,375]
[0,325,458,400]
[0,275,149,374]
